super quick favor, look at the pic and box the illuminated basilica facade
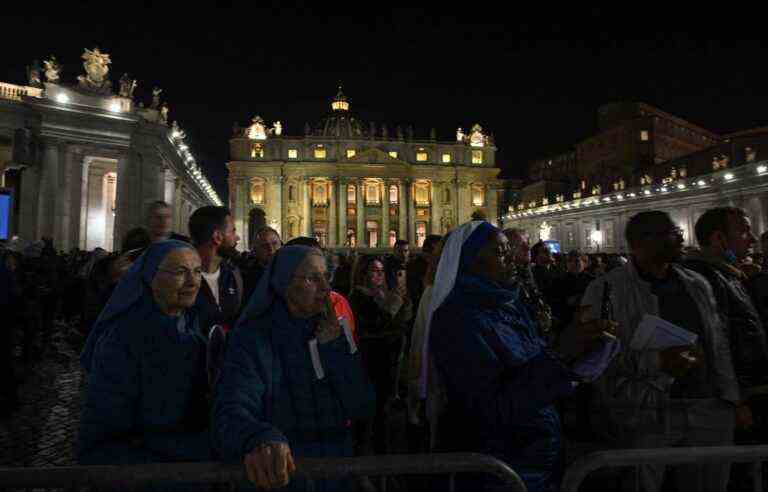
[228,88,502,250]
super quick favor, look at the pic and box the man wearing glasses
[581,210,738,492]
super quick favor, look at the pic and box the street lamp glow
[697,180,707,186]
[758,165,767,174]
[724,173,734,181]
[55,93,70,104]
[109,101,122,112]
[643,189,651,196]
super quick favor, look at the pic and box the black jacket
[194,261,243,337]
[684,253,768,389]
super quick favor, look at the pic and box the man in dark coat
[189,206,243,337]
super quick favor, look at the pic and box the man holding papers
[581,211,739,492]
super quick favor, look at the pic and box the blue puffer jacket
[213,300,375,492]
[430,275,575,492]
[77,297,212,468]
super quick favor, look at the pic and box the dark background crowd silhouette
[1,201,768,492]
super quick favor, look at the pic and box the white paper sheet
[630,314,698,350]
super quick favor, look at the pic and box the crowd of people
[1,200,767,492]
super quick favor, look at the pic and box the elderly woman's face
[285,253,331,318]
[151,248,202,316]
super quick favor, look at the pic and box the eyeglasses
[157,267,203,281]
[369,268,385,274]
[294,272,332,284]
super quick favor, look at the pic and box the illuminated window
[313,222,327,247]
[314,146,326,159]
[365,183,380,205]
[442,153,451,163]
[414,181,430,206]
[416,150,428,162]
[389,185,398,204]
[640,130,649,141]
[346,149,356,159]
[347,184,356,204]
[288,185,296,202]
[313,183,327,206]
[389,230,397,247]
[389,151,398,159]
[416,222,427,247]
[472,150,483,164]
[250,143,264,159]
[347,229,356,247]
[250,179,265,205]
[366,221,379,248]
[471,184,485,206]
[288,149,298,159]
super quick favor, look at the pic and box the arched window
[288,185,296,202]
[414,181,430,206]
[365,182,380,205]
[471,184,485,206]
[416,222,427,247]
[313,182,327,206]
[250,143,264,159]
[347,184,356,204]
[366,221,379,248]
[389,185,398,204]
[443,187,451,204]
[250,179,265,205]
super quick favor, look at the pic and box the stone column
[55,145,78,251]
[104,173,117,251]
[338,178,347,246]
[407,179,416,244]
[303,178,311,236]
[398,180,407,241]
[328,177,337,247]
[457,180,471,224]
[18,165,40,242]
[431,181,442,234]
[381,180,390,247]
[114,152,134,247]
[77,157,92,250]
[37,140,61,243]
[273,176,283,239]
[486,182,499,227]
[356,179,365,247]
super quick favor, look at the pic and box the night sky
[3,8,767,203]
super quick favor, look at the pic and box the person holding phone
[349,255,413,457]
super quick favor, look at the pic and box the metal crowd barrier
[0,453,527,491]
[561,445,768,492]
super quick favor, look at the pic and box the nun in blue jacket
[425,222,619,492]
[77,240,212,468]
[213,245,375,491]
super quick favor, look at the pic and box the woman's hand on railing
[244,441,296,490]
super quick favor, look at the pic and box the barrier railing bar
[0,453,526,491]
[562,445,768,492]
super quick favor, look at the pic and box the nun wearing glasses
[78,240,212,469]
[213,245,374,491]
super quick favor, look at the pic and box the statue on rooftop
[151,87,162,109]
[27,60,42,88]
[43,56,61,84]
[119,73,137,98]
[160,103,169,124]
[77,47,113,94]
